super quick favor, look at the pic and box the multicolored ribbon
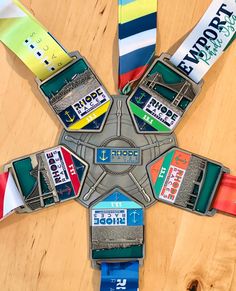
[118,0,157,94]
[100,261,139,291]
[0,172,24,221]
[0,0,72,80]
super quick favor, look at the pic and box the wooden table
[0,1,235,290]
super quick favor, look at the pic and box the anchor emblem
[65,111,76,123]
[99,150,108,162]
[58,185,72,196]
[129,210,140,224]
[135,92,146,105]
[175,155,187,165]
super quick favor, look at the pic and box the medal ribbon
[212,173,236,216]
[0,0,72,80]
[118,0,157,94]
[0,172,24,221]
[170,0,236,83]
[100,261,139,291]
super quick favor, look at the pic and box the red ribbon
[212,174,236,216]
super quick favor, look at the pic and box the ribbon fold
[0,172,24,221]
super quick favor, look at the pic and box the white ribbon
[0,172,24,221]
[0,0,26,19]
[171,0,236,83]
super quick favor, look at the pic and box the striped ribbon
[118,0,157,94]
[0,172,24,221]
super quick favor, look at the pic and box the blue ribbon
[100,261,139,291]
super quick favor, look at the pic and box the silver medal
[60,95,177,208]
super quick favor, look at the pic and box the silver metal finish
[60,95,177,208]
[91,226,143,250]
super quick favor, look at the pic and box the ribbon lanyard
[100,261,139,291]
[0,0,72,80]
[170,0,236,83]
[118,0,157,94]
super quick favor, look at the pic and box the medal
[60,95,176,208]
[90,188,144,268]
[147,147,229,215]
[2,146,88,213]
[37,51,112,132]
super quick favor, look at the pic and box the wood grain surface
[0,1,236,290]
